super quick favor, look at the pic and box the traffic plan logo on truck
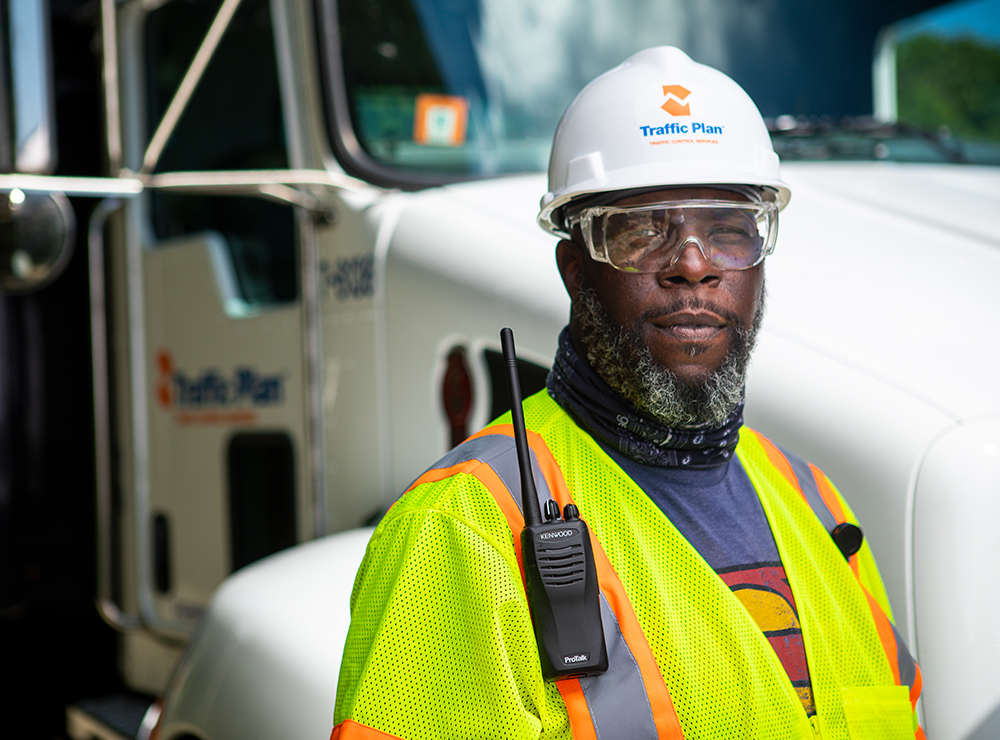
[155,348,287,426]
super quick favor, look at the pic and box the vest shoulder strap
[738,428,923,721]
[465,404,684,740]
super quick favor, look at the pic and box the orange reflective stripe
[410,454,527,583]
[862,592,926,734]
[747,427,919,720]
[481,423,684,740]
[748,430,863,580]
[519,427,683,739]
[861,585,902,686]
[472,423,575,503]
[485,463,528,584]
[556,680,600,740]
[909,661,923,710]
[330,719,404,739]
[585,528,685,740]
[809,464,861,577]
[746,430,807,503]
[468,423,506,441]
[762,444,906,696]
[407,458,485,491]
[525,428,574,504]
[810,463,847,523]
[478,428,598,738]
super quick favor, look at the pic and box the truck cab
[1,0,998,738]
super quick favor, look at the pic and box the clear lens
[576,200,776,273]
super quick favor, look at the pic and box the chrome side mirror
[0,188,75,294]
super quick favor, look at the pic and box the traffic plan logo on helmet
[639,84,725,140]
[661,85,691,116]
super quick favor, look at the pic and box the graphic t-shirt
[602,445,816,716]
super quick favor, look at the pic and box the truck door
[108,0,310,667]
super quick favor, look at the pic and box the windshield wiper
[765,115,968,164]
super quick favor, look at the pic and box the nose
[661,236,720,285]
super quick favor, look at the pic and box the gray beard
[575,279,765,429]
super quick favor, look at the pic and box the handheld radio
[500,328,608,680]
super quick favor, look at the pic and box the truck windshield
[316,0,1000,185]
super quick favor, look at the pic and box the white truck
[0,0,997,739]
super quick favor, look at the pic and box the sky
[902,0,1000,43]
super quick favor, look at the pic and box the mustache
[637,297,747,333]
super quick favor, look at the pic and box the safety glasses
[567,199,778,273]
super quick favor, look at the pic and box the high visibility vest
[333,391,923,740]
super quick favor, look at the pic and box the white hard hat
[538,46,791,238]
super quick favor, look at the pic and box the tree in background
[897,34,1000,141]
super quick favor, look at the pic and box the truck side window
[324,0,534,182]
[337,0,452,168]
[144,0,296,306]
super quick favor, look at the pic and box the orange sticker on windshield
[413,94,469,147]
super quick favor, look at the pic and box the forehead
[612,187,751,208]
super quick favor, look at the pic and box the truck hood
[158,529,374,740]
[385,174,569,327]
[392,163,1000,421]
[765,161,1000,422]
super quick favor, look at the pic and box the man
[332,47,922,740]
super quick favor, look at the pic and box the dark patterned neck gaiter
[546,329,743,469]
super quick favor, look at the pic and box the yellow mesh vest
[335,391,914,740]
[334,451,572,739]
[523,392,913,740]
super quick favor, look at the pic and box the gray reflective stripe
[427,431,658,738]
[778,444,839,534]
[474,435,658,739]
[891,621,918,690]
[446,434,656,740]
[415,433,552,513]
[578,596,659,739]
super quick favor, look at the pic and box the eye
[607,213,659,243]
[706,210,757,243]
[710,223,752,238]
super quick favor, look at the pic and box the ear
[556,239,585,302]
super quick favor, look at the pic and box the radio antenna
[500,327,542,526]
